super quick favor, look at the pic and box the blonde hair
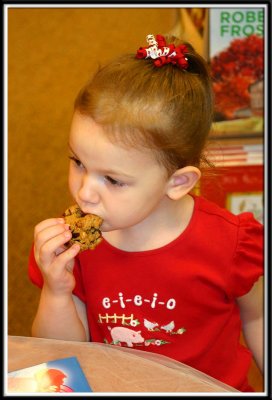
[74,35,214,176]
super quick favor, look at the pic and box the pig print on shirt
[108,326,145,347]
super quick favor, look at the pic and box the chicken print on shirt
[144,319,159,331]
[161,321,175,333]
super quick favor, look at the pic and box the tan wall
[8,7,179,336]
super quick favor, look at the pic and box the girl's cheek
[68,172,79,192]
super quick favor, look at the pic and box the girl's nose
[78,175,100,205]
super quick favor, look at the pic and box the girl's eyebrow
[68,142,78,157]
[100,169,135,179]
[67,142,135,179]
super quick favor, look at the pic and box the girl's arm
[31,289,89,341]
[236,276,264,373]
[31,218,89,341]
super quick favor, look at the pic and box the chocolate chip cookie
[63,204,103,252]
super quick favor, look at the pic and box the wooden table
[7,335,239,393]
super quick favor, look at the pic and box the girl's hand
[34,218,81,296]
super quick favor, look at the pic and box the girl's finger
[51,244,81,274]
[34,218,65,237]
[55,245,68,256]
[35,223,70,254]
[37,229,72,268]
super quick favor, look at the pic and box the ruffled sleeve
[229,212,264,299]
[28,243,43,287]
[72,256,86,303]
[28,243,86,303]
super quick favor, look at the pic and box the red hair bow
[136,34,188,69]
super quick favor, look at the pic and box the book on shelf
[199,143,263,224]
[207,143,263,166]
[7,356,92,393]
[209,7,264,138]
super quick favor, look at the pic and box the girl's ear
[166,166,201,200]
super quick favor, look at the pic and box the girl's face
[68,112,171,232]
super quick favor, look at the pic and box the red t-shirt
[28,196,263,391]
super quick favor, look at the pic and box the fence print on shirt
[98,313,140,326]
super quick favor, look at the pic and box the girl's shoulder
[195,195,262,229]
[193,194,263,257]
[194,196,263,297]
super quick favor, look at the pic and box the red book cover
[199,144,263,223]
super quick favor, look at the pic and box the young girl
[29,34,264,392]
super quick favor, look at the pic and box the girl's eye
[68,156,84,169]
[105,176,126,187]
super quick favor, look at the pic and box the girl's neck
[103,194,195,252]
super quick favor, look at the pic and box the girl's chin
[100,222,126,233]
[100,223,115,233]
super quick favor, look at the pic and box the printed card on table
[8,356,92,393]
